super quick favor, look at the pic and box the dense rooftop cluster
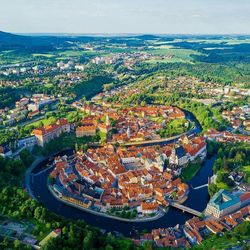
[222,105,250,132]
[74,103,186,143]
[46,115,207,220]
[205,129,250,144]
[136,193,250,248]
[0,94,56,126]
[50,142,192,218]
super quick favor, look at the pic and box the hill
[0,31,71,52]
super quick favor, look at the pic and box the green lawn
[57,50,85,57]
[24,117,55,130]
[146,58,190,64]
[181,161,202,182]
[146,47,204,63]
[216,182,230,190]
[242,165,250,174]
[44,83,54,88]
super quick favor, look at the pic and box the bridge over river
[192,183,208,190]
[170,201,203,217]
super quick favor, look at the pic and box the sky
[0,0,250,34]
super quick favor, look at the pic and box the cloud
[0,0,249,34]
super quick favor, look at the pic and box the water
[184,155,216,211]
[30,109,214,236]
[31,154,216,236]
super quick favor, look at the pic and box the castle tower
[106,115,110,126]
[127,126,131,139]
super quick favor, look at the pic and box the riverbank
[28,153,216,236]
[48,184,165,223]
[24,148,73,200]
[24,107,215,236]
[24,155,47,200]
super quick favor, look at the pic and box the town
[0,29,250,250]
[49,133,205,221]
[137,199,250,248]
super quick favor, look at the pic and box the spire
[106,115,110,126]
[127,126,131,139]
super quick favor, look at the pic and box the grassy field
[216,182,230,190]
[185,38,250,45]
[24,117,55,130]
[56,50,86,57]
[148,45,174,49]
[146,47,203,63]
[149,41,174,45]
[146,58,190,64]
[181,161,202,182]
[54,49,111,60]
[243,165,250,174]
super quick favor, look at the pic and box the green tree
[208,183,218,197]
[13,239,21,249]
[83,231,94,249]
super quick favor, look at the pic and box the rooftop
[209,189,241,211]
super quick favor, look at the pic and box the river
[29,109,215,237]
[30,155,216,237]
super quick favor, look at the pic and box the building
[75,65,85,71]
[98,115,112,133]
[28,110,40,119]
[17,136,37,149]
[169,146,188,166]
[184,137,207,162]
[39,229,61,247]
[0,143,12,157]
[140,202,158,214]
[32,119,70,147]
[27,103,39,112]
[205,190,241,218]
[15,97,29,108]
[76,125,96,137]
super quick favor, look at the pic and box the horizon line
[2,30,250,37]
[12,32,250,37]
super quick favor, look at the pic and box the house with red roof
[32,118,70,146]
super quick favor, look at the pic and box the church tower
[127,126,131,139]
[106,115,110,126]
